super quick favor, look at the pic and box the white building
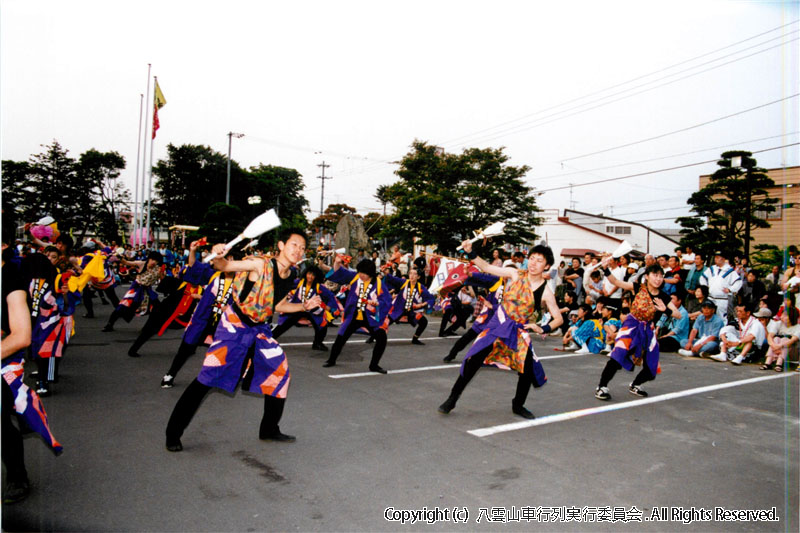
[536,209,680,263]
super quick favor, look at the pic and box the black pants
[271,313,327,346]
[165,344,288,442]
[84,286,120,315]
[2,381,28,484]
[327,318,387,367]
[598,358,655,389]
[658,336,682,353]
[165,340,198,378]
[439,305,472,336]
[383,312,428,339]
[36,356,60,383]
[446,345,539,409]
[446,328,478,360]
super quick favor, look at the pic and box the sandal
[760,363,774,370]
[774,365,784,372]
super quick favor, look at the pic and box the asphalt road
[3,298,798,532]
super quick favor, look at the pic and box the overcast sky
[2,0,798,230]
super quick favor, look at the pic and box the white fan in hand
[457,221,506,251]
[204,210,281,262]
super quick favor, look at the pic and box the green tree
[382,140,541,253]
[677,151,778,261]
[1,160,33,220]
[25,141,79,227]
[312,203,359,235]
[197,202,246,244]
[246,164,309,230]
[362,211,385,240]
[76,149,128,242]
[152,144,245,227]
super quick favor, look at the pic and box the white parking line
[467,372,798,437]
[327,353,589,379]
[279,335,460,347]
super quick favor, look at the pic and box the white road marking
[327,353,588,379]
[279,335,460,347]
[467,372,798,437]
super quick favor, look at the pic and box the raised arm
[461,240,518,281]
[208,243,264,275]
[601,257,635,292]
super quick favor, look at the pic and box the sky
[2,0,798,231]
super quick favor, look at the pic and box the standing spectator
[700,251,742,322]
[683,253,707,296]
[678,301,725,357]
[711,303,766,365]
[563,257,584,302]
[490,248,504,267]
[680,245,696,271]
[739,270,766,309]
[762,306,799,371]
[764,265,781,293]
[662,256,683,295]
[413,253,426,279]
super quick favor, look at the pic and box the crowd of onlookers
[551,246,800,371]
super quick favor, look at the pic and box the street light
[227,132,245,204]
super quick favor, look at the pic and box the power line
[448,33,799,150]
[538,142,800,193]
[527,131,799,182]
[436,20,799,148]
[560,94,799,162]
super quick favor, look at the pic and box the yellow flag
[154,79,167,109]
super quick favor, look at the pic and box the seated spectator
[679,301,725,357]
[657,291,690,352]
[586,270,604,303]
[711,303,766,365]
[573,302,617,355]
[563,258,584,302]
[762,306,799,371]
[562,304,590,350]
[602,304,622,354]
[764,265,781,293]
[686,286,709,321]
[557,290,578,335]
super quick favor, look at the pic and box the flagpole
[146,76,157,244]
[133,93,144,246]
[140,63,152,248]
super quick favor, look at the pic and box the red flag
[438,263,479,296]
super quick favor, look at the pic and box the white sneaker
[709,353,728,362]
[731,354,744,365]
[575,345,591,355]
[678,349,695,357]
[601,345,612,354]
[564,342,579,351]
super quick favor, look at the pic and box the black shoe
[312,343,329,352]
[29,370,39,379]
[128,349,141,358]
[323,360,336,368]
[35,381,50,397]
[595,386,611,401]
[260,431,296,442]
[83,313,95,319]
[160,375,174,388]
[365,337,374,344]
[100,299,109,306]
[101,324,114,332]
[438,396,457,414]
[512,404,535,419]
[628,383,648,397]
[3,479,31,504]
[166,437,183,452]
[411,338,425,345]
[442,354,456,363]
[369,365,388,374]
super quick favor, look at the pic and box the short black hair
[701,300,717,310]
[356,258,376,278]
[672,289,686,304]
[55,234,74,251]
[303,264,323,282]
[578,303,592,315]
[529,244,554,268]
[696,285,709,298]
[278,227,308,246]
[147,251,163,265]
[645,264,664,276]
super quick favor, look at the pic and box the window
[607,225,631,234]
[755,204,782,221]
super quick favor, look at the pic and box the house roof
[557,216,624,243]
[564,209,679,244]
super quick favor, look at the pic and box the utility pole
[317,160,332,215]
[227,132,244,204]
